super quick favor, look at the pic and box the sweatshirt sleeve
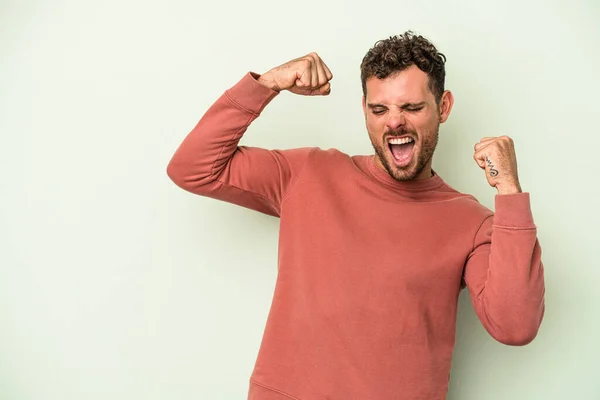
[462,193,546,346]
[166,72,315,217]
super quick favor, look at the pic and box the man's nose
[385,111,406,130]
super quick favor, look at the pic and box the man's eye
[372,110,385,115]
[406,107,423,112]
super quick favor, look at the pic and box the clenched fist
[257,53,333,96]
[473,136,523,195]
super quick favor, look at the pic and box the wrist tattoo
[485,156,499,177]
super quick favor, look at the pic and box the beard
[369,125,439,182]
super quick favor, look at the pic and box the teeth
[389,137,414,145]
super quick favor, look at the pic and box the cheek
[407,115,424,129]
[366,118,383,135]
[407,116,435,137]
[416,113,438,128]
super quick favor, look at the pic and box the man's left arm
[463,136,546,345]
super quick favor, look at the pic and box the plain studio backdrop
[1,0,599,399]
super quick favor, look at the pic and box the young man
[167,32,545,400]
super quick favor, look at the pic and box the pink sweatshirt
[167,73,545,400]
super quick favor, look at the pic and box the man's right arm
[167,54,333,217]
[166,72,313,217]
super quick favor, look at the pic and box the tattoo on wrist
[485,157,499,177]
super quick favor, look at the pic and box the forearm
[467,193,546,345]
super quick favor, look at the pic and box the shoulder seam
[471,214,494,255]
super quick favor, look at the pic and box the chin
[371,138,431,182]
[379,155,418,181]
[385,144,419,180]
[389,165,420,181]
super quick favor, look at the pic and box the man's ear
[439,90,454,123]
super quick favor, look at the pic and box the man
[167,32,545,400]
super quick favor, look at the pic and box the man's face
[362,65,453,181]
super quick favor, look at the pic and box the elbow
[166,158,198,192]
[490,309,544,346]
[499,301,546,346]
[482,293,546,347]
[494,326,540,346]
[166,157,217,194]
[166,158,187,189]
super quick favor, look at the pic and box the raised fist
[257,52,333,96]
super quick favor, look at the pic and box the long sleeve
[167,72,315,217]
[462,193,546,345]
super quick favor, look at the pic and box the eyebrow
[367,102,427,109]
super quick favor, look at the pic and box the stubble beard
[370,126,440,182]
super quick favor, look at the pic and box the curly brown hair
[360,31,446,103]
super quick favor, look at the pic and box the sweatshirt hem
[225,91,259,117]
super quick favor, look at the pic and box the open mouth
[387,136,416,167]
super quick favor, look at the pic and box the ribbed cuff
[225,72,279,115]
[493,192,535,228]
